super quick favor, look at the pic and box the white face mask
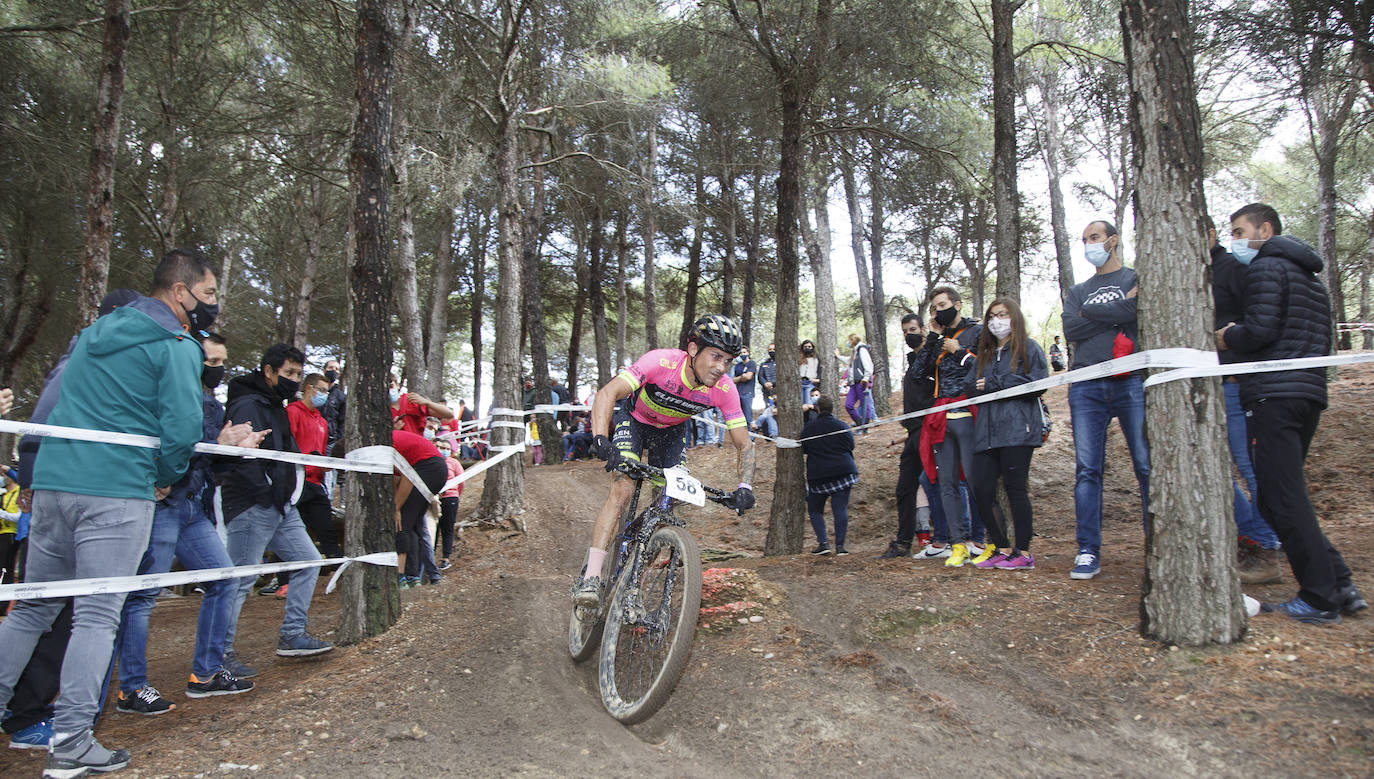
[987,317,1013,340]
[1084,242,1110,267]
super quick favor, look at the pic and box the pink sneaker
[994,553,1035,570]
[973,553,1008,569]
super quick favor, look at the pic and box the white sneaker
[913,544,952,560]
[966,542,985,558]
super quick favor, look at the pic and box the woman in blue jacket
[966,298,1049,570]
[800,395,858,556]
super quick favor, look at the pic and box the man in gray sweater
[1061,220,1150,581]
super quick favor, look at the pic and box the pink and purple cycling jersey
[618,349,746,431]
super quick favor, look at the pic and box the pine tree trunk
[424,211,456,398]
[1316,124,1349,348]
[339,0,400,644]
[741,167,762,346]
[722,156,737,317]
[291,180,326,352]
[1038,68,1075,303]
[842,163,880,367]
[991,0,1024,303]
[521,130,559,451]
[567,232,586,393]
[641,122,659,349]
[474,99,527,526]
[764,78,809,557]
[799,168,839,399]
[468,209,487,413]
[588,202,612,388]
[866,142,892,414]
[614,208,629,368]
[390,5,425,391]
[1123,0,1242,646]
[679,163,705,348]
[77,0,131,329]
[1361,213,1374,350]
[153,6,185,254]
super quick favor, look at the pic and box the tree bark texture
[567,230,587,393]
[290,179,325,353]
[641,122,659,349]
[339,0,400,645]
[741,167,762,346]
[721,146,737,317]
[799,168,839,400]
[390,4,426,391]
[679,161,705,348]
[1038,67,1075,303]
[1122,0,1243,646]
[588,201,612,388]
[991,0,1024,303]
[1362,212,1374,350]
[424,211,456,398]
[521,130,559,452]
[468,208,487,413]
[77,0,131,329]
[1311,80,1358,348]
[841,161,880,375]
[866,142,891,414]
[615,208,629,369]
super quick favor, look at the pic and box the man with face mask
[732,345,758,431]
[1061,220,1149,581]
[218,343,335,675]
[112,331,258,718]
[0,250,237,775]
[288,373,342,559]
[1217,203,1364,624]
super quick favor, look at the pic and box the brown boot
[1239,546,1282,584]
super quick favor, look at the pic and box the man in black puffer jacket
[1218,203,1364,625]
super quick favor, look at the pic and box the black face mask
[935,306,959,327]
[768,351,775,360]
[324,369,338,384]
[801,345,815,355]
[905,331,924,349]
[183,289,219,331]
[202,364,226,390]
[274,375,300,401]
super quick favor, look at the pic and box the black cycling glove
[592,434,614,462]
[731,486,756,511]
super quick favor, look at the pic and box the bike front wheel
[597,524,702,724]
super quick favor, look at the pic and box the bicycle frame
[607,482,683,632]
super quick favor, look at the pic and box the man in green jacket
[0,249,216,777]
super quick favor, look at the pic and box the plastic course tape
[0,552,399,602]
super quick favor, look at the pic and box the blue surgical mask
[389,388,401,403]
[311,393,327,409]
[1084,242,1110,267]
[1231,238,1259,265]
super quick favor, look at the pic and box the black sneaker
[438,559,453,571]
[1260,596,1341,625]
[875,541,911,559]
[835,546,850,556]
[276,631,335,657]
[115,686,176,716]
[1337,584,1368,616]
[44,732,129,778]
[811,543,832,556]
[186,670,255,698]
[220,650,258,679]
[256,583,280,597]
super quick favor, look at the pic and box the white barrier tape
[437,444,524,493]
[0,419,396,475]
[490,421,527,430]
[392,449,438,505]
[0,552,398,602]
[771,348,1374,448]
[1142,351,1374,388]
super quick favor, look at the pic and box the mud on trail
[4,366,1374,777]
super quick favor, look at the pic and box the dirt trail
[4,370,1374,777]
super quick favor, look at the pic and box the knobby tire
[597,524,702,724]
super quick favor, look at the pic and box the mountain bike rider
[574,314,758,607]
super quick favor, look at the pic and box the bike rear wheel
[597,524,702,724]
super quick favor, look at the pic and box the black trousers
[438,496,459,559]
[396,456,448,578]
[2,600,73,733]
[296,480,341,558]
[1248,397,1352,611]
[972,446,1034,551]
[894,435,923,544]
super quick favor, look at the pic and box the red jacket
[287,400,329,484]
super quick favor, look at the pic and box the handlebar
[614,460,744,514]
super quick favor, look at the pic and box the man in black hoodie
[218,343,334,674]
[1218,203,1364,625]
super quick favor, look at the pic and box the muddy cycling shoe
[572,575,601,608]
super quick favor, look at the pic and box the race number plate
[663,467,705,507]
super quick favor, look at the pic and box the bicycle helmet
[687,314,744,356]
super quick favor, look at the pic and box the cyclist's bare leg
[582,474,635,577]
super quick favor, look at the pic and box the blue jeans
[223,503,322,648]
[114,499,235,688]
[737,393,755,430]
[921,472,983,545]
[1224,381,1280,548]
[754,406,778,439]
[1068,375,1150,554]
[0,491,153,736]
